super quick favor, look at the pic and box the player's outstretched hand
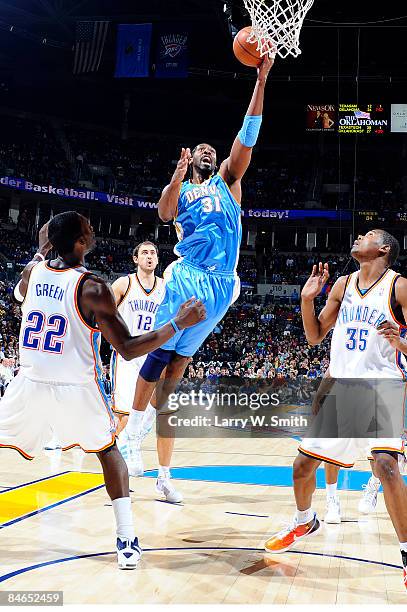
[257,43,276,82]
[171,147,192,184]
[377,320,407,351]
[301,263,329,301]
[38,221,53,256]
[174,297,206,329]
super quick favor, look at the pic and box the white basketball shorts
[299,377,407,466]
[0,373,116,459]
[298,438,405,468]
[110,350,146,415]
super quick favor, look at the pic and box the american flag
[354,109,371,120]
[73,21,109,74]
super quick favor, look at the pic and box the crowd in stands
[3,221,370,292]
[0,115,75,187]
[191,300,329,382]
[0,225,331,400]
[244,152,311,209]
[1,112,406,399]
[0,275,20,396]
[65,126,168,198]
[258,251,350,287]
[2,112,406,211]
[321,150,406,210]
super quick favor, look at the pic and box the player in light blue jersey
[121,53,275,484]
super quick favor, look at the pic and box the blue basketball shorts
[154,259,240,357]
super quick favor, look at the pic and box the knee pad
[140,348,174,382]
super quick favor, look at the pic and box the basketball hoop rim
[243,0,316,59]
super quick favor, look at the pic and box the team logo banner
[115,23,152,78]
[155,25,188,78]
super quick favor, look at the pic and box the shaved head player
[0,212,205,570]
[265,229,407,589]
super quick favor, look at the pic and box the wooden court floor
[0,435,406,604]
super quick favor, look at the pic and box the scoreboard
[307,104,391,135]
[396,212,407,223]
[337,104,389,135]
[355,210,407,225]
[355,210,379,223]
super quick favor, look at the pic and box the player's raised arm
[14,221,53,302]
[158,147,191,222]
[219,53,275,197]
[80,277,206,360]
[301,264,347,345]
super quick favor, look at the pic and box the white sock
[112,497,135,540]
[158,465,170,479]
[400,542,407,553]
[141,402,157,435]
[326,483,337,499]
[295,508,314,525]
[126,409,145,436]
[370,475,381,488]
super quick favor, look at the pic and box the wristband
[238,114,262,148]
[33,253,45,261]
[170,319,180,333]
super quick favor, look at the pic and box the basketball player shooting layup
[110,241,183,503]
[0,212,205,570]
[264,229,407,588]
[120,53,275,469]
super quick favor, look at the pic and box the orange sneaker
[264,513,321,554]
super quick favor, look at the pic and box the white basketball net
[243,0,315,59]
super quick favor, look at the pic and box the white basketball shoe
[116,536,142,569]
[44,431,61,450]
[118,430,144,477]
[358,476,380,514]
[324,496,341,524]
[156,474,183,503]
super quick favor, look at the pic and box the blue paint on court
[143,465,407,491]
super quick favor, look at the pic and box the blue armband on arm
[238,114,262,148]
[170,319,180,333]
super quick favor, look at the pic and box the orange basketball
[233,26,262,68]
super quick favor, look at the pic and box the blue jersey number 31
[202,196,222,213]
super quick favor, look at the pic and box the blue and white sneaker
[116,432,129,462]
[118,430,144,477]
[116,537,142,569]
